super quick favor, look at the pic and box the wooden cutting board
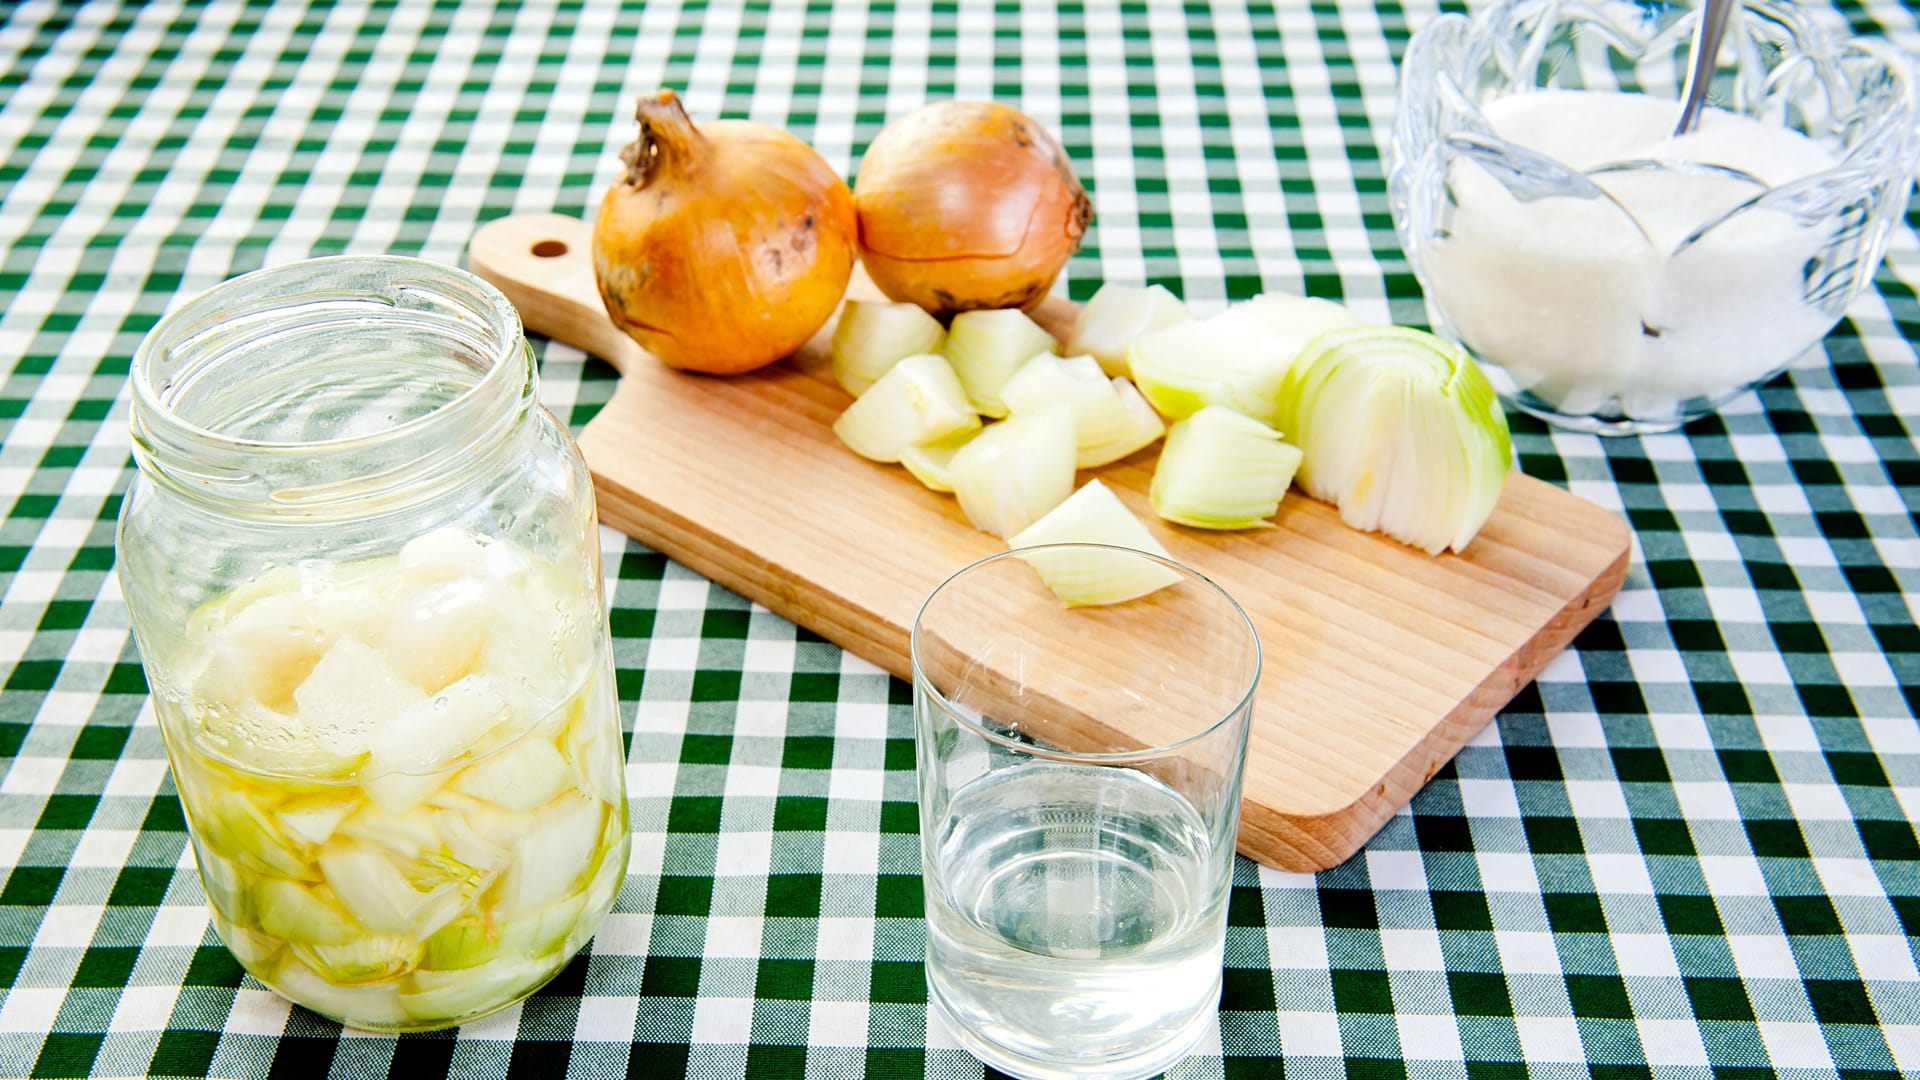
[470,213,1631,872]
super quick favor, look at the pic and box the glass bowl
[1388,0,1920,435]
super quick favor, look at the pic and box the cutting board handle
[469,213,648,376]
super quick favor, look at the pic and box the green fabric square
[1858,820,1920,861]
[790,672,840,702]
[70,725,129,760]
[143,798,187,833]
[701,609,750,639]
[1827,752,1890,788]
[0,947,24,988]
[1633,818,1694,856]
[745,1045,806,1077]
[1319,889,1378,929]
[1523,817,1584,854]
[1448,973,1511,1017]
[1805,979,1877,1024]
[868,961,926,1003]
[1544,893,1607,934]
[766,874,822,918]
[37,794,97,830]
[642,955,702,998]
[680,734,732,765]
[609,608,654,638]
[772,797,828,832]
[1,867,62,906]
[668,796,723,834]
[1718,751,1779,784]
[1565,974,1633,1018]
[73,946,138,988]
[102,663,148,695]
[1222,966,1275,1011]
[878,801,918,835]
[1774,895,1843,935]
[34,1033,103,1079]
[1610,748,1669,783]
[37,599,90,631]
[874,874,922,919]
[754,958,815,1000]
[1745,820,1809,858]
[1332,969,1393,1013]
[6,660,61,691]
[0,722,25,759]
[1432,891,1492,931]
[1685,977,1754,1021]
[149,1029,220,1078]
[883,738,915,772]
[782,737,834,770]
[182,944,245,987]
[654,876,714,917]
[866,1049,924,1076]
[1659,895,1724,936]
[691,670,741,702]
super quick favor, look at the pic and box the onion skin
[854,101,1093,319]
[592,90,858,375]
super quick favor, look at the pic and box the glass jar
[1389,0,1920,434]
[116,257,630,1031]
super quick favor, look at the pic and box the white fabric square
[1728,935,1800,979]
[0,829,28,869]
[834,702,889,741]
[1268,926,1329,970]
[590,914,652,956]
[1566,780,1630,818]
[1380,929,1446,972]
[1545,712,1607,748]
[741,636,796,673]
[1397,1014,1465,1061]
[1277,1011,1344,1058]
[1783,783,1855,821]
[702,916,764,958]
[1651,713,1715,750]
[1495,931,1561,974]
[1515,1016,1586,1062]
[1476,852,1540,894]
[807,1000,871,1048]
[70,829,138,868]
[1458,779,1520,817]
[1611,934,1680,977]
[655,577,710,610]
[0,988,64,1034]
[1863,717,1920,755]
[1757,1022,1835,1070]
[0,756,65,794]
[713,830,773,877]
[34,904,104,947]
[102,757,169,798]
[645,637,699,671]
[1674,782,1742,820]
[821,830,880,876]
[458,1001,524,1040]
[814,918,875,963]
[225,988,292,1036]
[1755,715,1821,752]
[109,985,181,1033]
[689,997,756,1046]
[1587,854,1655,895]
[574,996,639,1042]
[1729,651,1792,685]
[145,905,211,947]
[1627,649,1689,685]
[1829,651,1897,686]
[1365,849,1426,891]
[1849,936,1920,981]
[1882,1025,1920,1074]
[1637,1017,1709,1066]
[723,765,782,799]
[826,768,884,802]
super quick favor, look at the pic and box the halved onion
[1150,405,1301,529]
[1129,293,1360,425]
[1065,283,1189,377]
[831,300,947,397]
[1009,480,1183,606]
[1277,326,1510,554]
[943,308,1059,418]
[832,353,980,462]
[948,404,1076,538]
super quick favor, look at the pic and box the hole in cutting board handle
[530,239,568,258]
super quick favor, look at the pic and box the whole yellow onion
[853,101,1093,320]
[592,90,858,375]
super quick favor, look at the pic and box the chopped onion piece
[831,300,948,397]
[1076,378,1166,468]
[900,428,979,493]
[1129,293,1361,425]
[453,737,570,812]
[276,954,409,1026]
[1008,479,1183,606]
[943,309,1059,418]
[832,353,979,463]
[1277,326,1511,555]
[399,956,554,1022]
[1150,405,1302,529]
[1000,353,1134,448]
[1066,283,1189,377]
[948,404,1076,539]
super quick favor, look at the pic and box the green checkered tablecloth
[2,0,1917,1077]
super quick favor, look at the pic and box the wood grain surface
[470,212,1632,871]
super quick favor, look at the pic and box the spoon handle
[1674,0,1738,137]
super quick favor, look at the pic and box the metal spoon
[1673,0,1738,136]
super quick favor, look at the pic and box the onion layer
[853,101,1092,319]
[593,90,858,375]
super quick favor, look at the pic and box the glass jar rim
[908,542,1262,765]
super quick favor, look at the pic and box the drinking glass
[911,544,1260,1080]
